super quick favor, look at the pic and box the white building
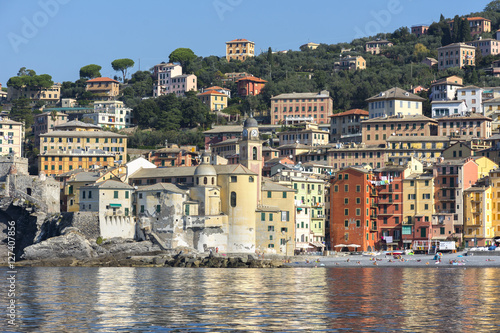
[152,63,197,97]
[87,101,133,130]
[366,87,425,119]
[430,75,463,101]
[431,100,468,118]
[456,85,483,114]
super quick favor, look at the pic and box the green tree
[10,98,33,127]
[169,48,197,69]
[460,18,472,42]
[79,64,102,79]
[111,58,135,82]
[413,43,429,61]
[452,15,461,42]
[485,0,500,12]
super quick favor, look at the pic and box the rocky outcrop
[21,231,95,260]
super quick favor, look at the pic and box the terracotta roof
[226,39,252,43]
[331,109,368,117]
[197,90,226,96]
[236,76,267,83]
[205,86,226,91]
[86,77,120,83]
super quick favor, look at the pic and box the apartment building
[362,114,437,146]
[430,75,463,101]
[226,39,255,62]
[386,136,450,165]
[365,39,393,54]
[334,56,366,71]
[85,77,120,101]
[327,144,386,171]
[236,76,267,97]
[7,83,61,106]
[457,86,484,114]
[437,113,492,139]
[330,109,369,143]
[431,100,468,118]
[411,25,429,37]
[449,17,491,37]
[271,90,334,125]
[197,90,228,111]
[32,111,68,148]
[330,166,378,252]
[437,43,476,71]
[467,38,500,56]
[152,63,197,97]
[0,116,24,157]
[87,100,133,129]
[366,87,425,119]
[278,122,329,146]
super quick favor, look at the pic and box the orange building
[236,76,267,97]
[148,145,198,167]
[330,166,378,252]
[449,17,491,37]
[85,77,120,101]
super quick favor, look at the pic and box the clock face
[242,129,248,137]
[251,129,258,137]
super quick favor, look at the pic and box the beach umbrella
[347,244,361,248]
[334,244,347,247]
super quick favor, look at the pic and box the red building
[148,145,198,167]
[330,166,378,252]
[373,165,405,250]
[236,76,267,97]
[411,25,429,37]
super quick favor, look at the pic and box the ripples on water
[1,267,500,332]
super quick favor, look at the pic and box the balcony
[370,222,377,231]
[377,211,392,216]
[370,213,377,220]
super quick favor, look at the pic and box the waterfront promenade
[289,251,500,268]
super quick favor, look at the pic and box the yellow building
[197,90,228,111]
[402,172,435,247]
[386,136,450,165]
[226,38,255,62]
[464,184,494,247]
[0,116,24,157]
[256,178,296,255]
[39,120,127,176]
[474,156,498,178]
[7,83,61,106]
[366,87,425,119]
[85,77,120,101]
[334,56,366,71]
[490,170,500,239]
[300,42,319,50]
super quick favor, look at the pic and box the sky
[0,0,493,86]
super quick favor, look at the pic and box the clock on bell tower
[239,116,263,202]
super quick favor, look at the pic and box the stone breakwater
[14,253,288,268]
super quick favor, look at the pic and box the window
[283,192,287,198]
[230,191,236,207]
[344,185,349,192]
[231,176,237,182]
[344,220,349,227]
[268,226,274,232]
[269,213,273,221]
[344,208,349,216]
[344,198,349,204]
[261,213,266,221]
[114,191,118,198]
[125,191,129,199]
[267,191,272,198]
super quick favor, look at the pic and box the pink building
[467,39,500,56]
[270,90,333,125]
[450,17,491,37]
[152,63,197,97]
[411,25,429,37]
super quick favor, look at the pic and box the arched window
[253,147,257,160]
[230,191,236,207]
[249,176,254,183]
[196,177,199,185]
[211,177,215,185]
[204,177,207,185]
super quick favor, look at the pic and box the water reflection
[2,267,500,332]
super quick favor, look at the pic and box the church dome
[194,163,216,176]
[243,117,258,128]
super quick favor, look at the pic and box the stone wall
[0,156,28,181]
[60,212,100,240]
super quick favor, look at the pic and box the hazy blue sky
[0,0,492,85]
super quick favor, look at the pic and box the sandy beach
[287,251,500,268]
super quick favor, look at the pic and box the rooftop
[330,109,368,117]
[86,77,120,83]
[236,76,267,83]
[136,182,186,194]
[362,114,436,123]
[40,130,127,138]
[365,87,425,102]
[271,90,331,100]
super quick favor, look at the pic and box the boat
[363,252,381,257]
